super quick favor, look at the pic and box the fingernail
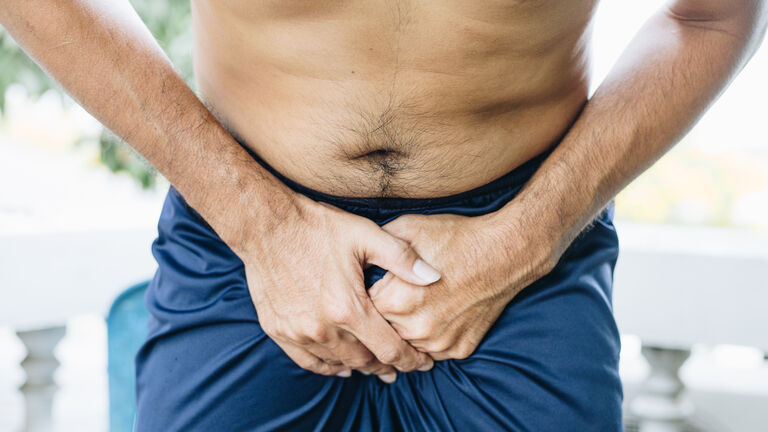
[360,370,371,375]
[418,360,434,372]
[413,259,441,284]
[378,373,397,384]
[336,370,351,378]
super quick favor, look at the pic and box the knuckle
[407,315,437,340]
[284,326,311,345]
[387,297,407,314]
[398,360,419,372]
[293,334,314,346]
[426,339,453,354]
[378,347,403,365]
[326,303,355,326]
[316,364,337,376]
[301,321,329,343]
[451,343,476,360]
[394,291,419,314]
[298,357,321,372]
[371,365,395,376]
[451,348,473,360]
[298,358,335,376]
[347,353,375,369]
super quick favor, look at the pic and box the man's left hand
[369,211,555,361]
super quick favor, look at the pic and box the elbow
[667,2,768,61]
[665,0,768,39]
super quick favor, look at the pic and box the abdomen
[191,0,598,197]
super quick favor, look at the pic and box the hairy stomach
[199,66,587,198]
[191,1,594,197]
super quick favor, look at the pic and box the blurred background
[0,0,766,431]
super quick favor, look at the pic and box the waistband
[239,141,554,212]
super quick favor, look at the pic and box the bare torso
[192,0,599,197]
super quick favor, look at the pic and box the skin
[371,1,768,362]
[192,0,596,198]
[1,0,765,384]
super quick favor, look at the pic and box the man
[2,0,765,430]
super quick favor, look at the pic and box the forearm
[492,3,767,274]
[0,0,296,254]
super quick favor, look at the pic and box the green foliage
[0,0,194,189]
[130,0,194,84]
[0,31,58,112]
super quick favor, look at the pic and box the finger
[366,363,397,377]
[367,270,394,299]
[305,334,372,369]
[369,274,425,316]
[407,337,451,361]
[339,337,399,377]
[379,216,413,239]
[428,344,475,361]
[308,331,398,376]
[358,223,441,286]
[429,350,452,361]
[344,301,433,373]
[414,334,480,362]
[276,340,349,377]
[333,332,399,375]
[332,322,434,374]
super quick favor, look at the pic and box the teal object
[107,280,151,432]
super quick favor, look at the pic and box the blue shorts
[135,145,623,431]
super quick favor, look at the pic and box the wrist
[479,208,558,299]
[495,151,603,264]
[221,184,309,258]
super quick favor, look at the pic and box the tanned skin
[1,0,765,382]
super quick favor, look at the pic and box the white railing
[1,216,767,431]
[614,221,768,432]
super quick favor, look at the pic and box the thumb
[360,225,441,286]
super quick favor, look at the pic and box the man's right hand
[242,194,440,382]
